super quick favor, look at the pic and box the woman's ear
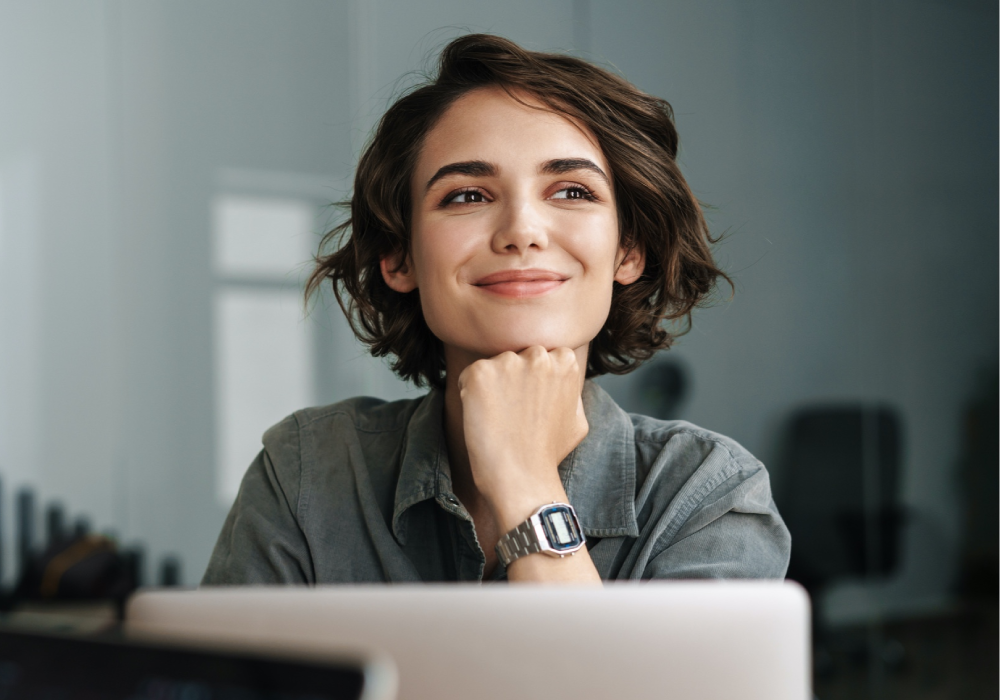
[614,244,645,285]
[380,252,418,293]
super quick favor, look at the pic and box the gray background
[0,0,995,625]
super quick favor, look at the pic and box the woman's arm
[202,416,314,585]
[641,466,791,580]
[457,346,601,584]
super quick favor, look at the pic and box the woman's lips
[473,269,568,298]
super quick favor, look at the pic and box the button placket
[437,492,486,580]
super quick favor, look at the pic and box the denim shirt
[202,380,790,584]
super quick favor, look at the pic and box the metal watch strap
[495,518,542,566]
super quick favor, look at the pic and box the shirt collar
[391,379,639,544]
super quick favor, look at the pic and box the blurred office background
[0,0,995,694]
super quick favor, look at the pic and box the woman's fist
[457,346,589,524]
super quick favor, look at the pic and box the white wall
[0,0,994,615]
[0,1,120,582]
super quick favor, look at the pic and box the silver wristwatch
[495,502,586,567]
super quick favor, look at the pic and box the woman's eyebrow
[424,157,609,193]
[425,160,498,192]
[540,158,609,186]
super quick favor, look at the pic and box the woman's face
[383,86,643,366]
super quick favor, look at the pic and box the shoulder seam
[645,464,743,558]
[634,428,762,472]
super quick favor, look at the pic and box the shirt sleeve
[642,464,791,580]
[201,415,315,585]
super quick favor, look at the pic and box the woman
[202,34,790,585]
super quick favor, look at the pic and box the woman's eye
[551,186,596,201]
[445,189,487,205]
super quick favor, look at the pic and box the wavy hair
[306,33,730,388]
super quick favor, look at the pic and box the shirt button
[444,495,459,506]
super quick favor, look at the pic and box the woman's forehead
[414,86,609,184]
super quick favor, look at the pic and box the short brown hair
[307,33,729,389]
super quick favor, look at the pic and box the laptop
[126,581,810,700]
[0,626,393,700]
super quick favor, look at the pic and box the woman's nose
[490,198,549,254]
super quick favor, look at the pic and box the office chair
[776,405,907,679]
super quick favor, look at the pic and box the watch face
[540,505,584,551]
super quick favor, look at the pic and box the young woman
[202,34,790,585]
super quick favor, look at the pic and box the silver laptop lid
[127,581,810,700]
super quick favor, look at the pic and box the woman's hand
[457,345,588,530]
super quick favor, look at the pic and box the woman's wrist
[485,475,570,534]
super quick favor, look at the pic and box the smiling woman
[390,86,636,373]
[201,34,791,585]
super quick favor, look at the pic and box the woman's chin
[436,318,601,362]
[474,333,588,357]
[430,307,607,360]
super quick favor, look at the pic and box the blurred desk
[0,600,119,635]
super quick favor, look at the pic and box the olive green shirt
[202,381,790,584]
